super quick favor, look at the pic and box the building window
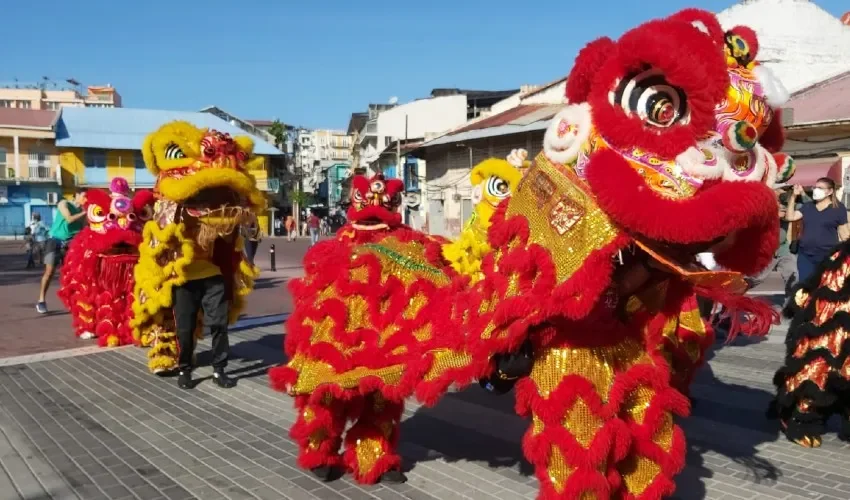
[0,100,12,108]
[84,149,107,169]
[0,148,8,179]
[28,150,51,179]
[134,152,146,169]
[16,100,32,109]
[404,159,419,191]
[384,136,393,147]
[44,102,60,110]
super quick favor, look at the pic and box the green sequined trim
[361,243,445,278]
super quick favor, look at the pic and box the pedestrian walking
[37,189,87,315]
[243,219,260,265]
[274,216,282,236]
[285,215,295,241]
[785,178,849,283]
[308,211,320,246]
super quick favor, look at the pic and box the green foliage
[269,120,286,149]
[289,189,311,207]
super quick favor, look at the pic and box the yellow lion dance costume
[442,149,529,281]
[131,121,264,374]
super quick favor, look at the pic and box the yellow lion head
[469,157,526,228]
[142,121,266,215]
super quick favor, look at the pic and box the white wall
[377,95,468,142]
[522,80,567,105]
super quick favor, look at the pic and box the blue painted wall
[0,184,62,236]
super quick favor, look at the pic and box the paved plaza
[0,238,849,499]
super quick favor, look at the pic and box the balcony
[257,178,280,193]
[27,166,55,181]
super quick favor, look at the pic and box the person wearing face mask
[786,178,850,283]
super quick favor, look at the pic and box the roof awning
[791,157,842,187]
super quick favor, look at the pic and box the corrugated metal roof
[0,108,58,129]
[451,105,551,134]
[786,70,850,125]
[422,104,561,148]
[55,107,282,155]
[792,157,842,186]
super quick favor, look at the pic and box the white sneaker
[79,331,95,340]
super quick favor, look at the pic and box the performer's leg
[173,280,202,388]
[290,394,348,479]
[781,397,827,448]
[616,381,687,499]
[200,275,234,388]
[343,393,406,484]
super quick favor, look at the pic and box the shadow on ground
[672,337,782,500]
[253,277,287,290]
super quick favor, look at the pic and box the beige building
[0,82,121,111]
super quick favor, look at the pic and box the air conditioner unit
[452,193,462,202]
[47,192,59,205]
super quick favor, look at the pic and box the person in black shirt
[785,178,849,283]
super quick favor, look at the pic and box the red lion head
[545,9,780,276]
[84,177,155,253]
[347,174,404,231]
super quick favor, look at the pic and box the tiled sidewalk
[0,323,849,500]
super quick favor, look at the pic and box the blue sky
[4,0,847,130]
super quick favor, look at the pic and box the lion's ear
[566,37,616,104]
[141,132,159,175]
[233,135,255,156]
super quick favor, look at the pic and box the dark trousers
[173,275,229,372]
[245,240,258,265]
[796,253,822,285]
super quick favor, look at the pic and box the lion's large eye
[371,180,386,194]
[353,190,364,202]
[611,68,689,128]
[87,204,107,223]
[165,143,186,159]
[485,176,511,198]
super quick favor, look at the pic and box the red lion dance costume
[272,9,792,499]
[58,177,155,347]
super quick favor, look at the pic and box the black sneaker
[177,371,193,390]
[379,470,407,484]
[212,370,236,388]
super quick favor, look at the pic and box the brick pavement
[1,319,849,499]
[0,237,311,358]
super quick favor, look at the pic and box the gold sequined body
[773,246,850,445]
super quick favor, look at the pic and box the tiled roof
[786,70,850,125]
[55,107,282,155]
[0,108,58,129]
[421,104,562,149]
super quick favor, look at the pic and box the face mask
[813,188,828,201]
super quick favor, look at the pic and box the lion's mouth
[102,243,139,256]
[352,218,389,231]
[184,187,245,217]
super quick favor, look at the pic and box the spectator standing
[786,178,850,283]
[29,212,49,266]
[37,189,87,315]
[23,228,35,269]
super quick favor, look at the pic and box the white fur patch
[721,148,767,183]
[543,103,592,165]
[753,65,790,108]
[691,21,709,35]
[762,147,779,188]
[677,145,725,180]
